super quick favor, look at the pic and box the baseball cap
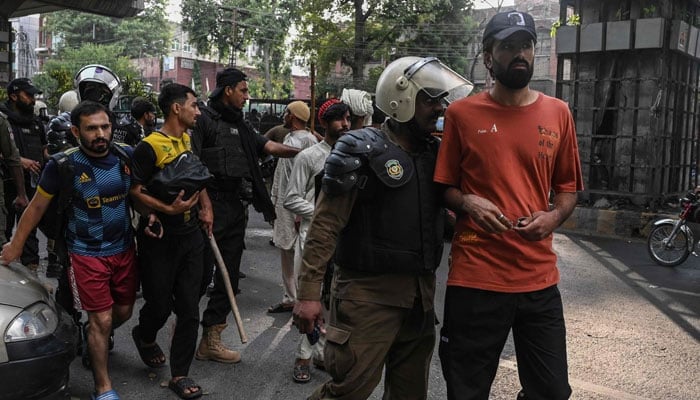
[209,68,247,99]
[7,78,42,96]
[483,10,537,44]
[286,101,310,123]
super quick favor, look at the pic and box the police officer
[58,89,79,114]
[43,91,78,280]
[42,111,77,279]
[191,67,300,363]
[293,56,473,399]
[0,109,29,245]
[74,64,142,146]
[0,78,47,275]
[46,112,77,155]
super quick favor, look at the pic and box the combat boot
[196,323,241,363]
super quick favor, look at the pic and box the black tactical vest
[10,116,44,164]
[334,135,444,275]
[198,113,250,179]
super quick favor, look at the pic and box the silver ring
[497,213,505,220]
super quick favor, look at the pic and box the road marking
[246,228,273,238]
[248,321,294,399]
[656,286,700,297]
[499,359,651,400]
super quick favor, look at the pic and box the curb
[558,206,676,240]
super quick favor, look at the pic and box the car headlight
[5,302,59,342]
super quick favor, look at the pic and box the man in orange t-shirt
[434,10,584,400]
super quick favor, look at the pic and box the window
[171,39,180,51]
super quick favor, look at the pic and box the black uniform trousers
[439,285,572,400]
[201,193,246,327]
[137,225,204,378]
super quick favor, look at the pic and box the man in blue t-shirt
[1,101,162,400]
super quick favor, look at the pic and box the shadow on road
[565,234,699,341]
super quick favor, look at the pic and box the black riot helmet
[46,112,77,154]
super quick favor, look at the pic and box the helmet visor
[75,65,120,92]
[81,82,113,106]
[408,59,473,104]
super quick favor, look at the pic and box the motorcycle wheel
[647,222,691,267]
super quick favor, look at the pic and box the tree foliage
[294,0,477,93]
[35,43,142,112]
[44,0,171,59]
[181,0,299,98]
[403,0,477,76]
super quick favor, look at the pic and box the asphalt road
[35,211,698,400]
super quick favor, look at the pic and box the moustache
[509,58,530,69]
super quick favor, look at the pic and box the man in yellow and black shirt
[129,83,213,400]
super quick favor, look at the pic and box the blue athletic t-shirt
[37,146,134,257]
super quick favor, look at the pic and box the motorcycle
[647,190,700,267]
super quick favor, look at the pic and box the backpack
[38,143,132,262]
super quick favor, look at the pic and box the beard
[79,135,110,154]
[492,58,534,89]
[145,117,156,131]
[411,109,442,137]
[16,99,35,115]
[326,126,347,142]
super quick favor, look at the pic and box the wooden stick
[209,235,248,343]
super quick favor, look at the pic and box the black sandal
[267,302,294,313]
[168,377,202,399]
[131,325,166,368]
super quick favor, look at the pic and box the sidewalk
[559,205,675,240]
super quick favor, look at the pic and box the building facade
[556,0,700,207]
[467,0,560,95]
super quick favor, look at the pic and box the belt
[208,190,239,200]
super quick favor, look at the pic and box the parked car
[0,262,78,399]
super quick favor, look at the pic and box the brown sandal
[292,359,311,383]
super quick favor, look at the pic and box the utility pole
[15,26,36,78]
[310,62,316,133]
[220,6,250,67]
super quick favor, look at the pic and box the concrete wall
[557,0,700,208]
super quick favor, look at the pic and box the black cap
[209,68,247,99]
[483,10,537,44]
[7,78,42,96]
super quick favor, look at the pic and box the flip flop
[292,362,311,383]
[131,325,166,368]
[267,302,294,313]
[91,389,120,400]
[168,377,203,399]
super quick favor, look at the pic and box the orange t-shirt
[434,92,583,293]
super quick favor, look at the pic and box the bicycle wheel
[647,222,691,267]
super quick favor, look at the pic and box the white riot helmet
[34,100,48,117]
[74,64,121,110]
[375,56,473,123]
[58,90,79,113]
